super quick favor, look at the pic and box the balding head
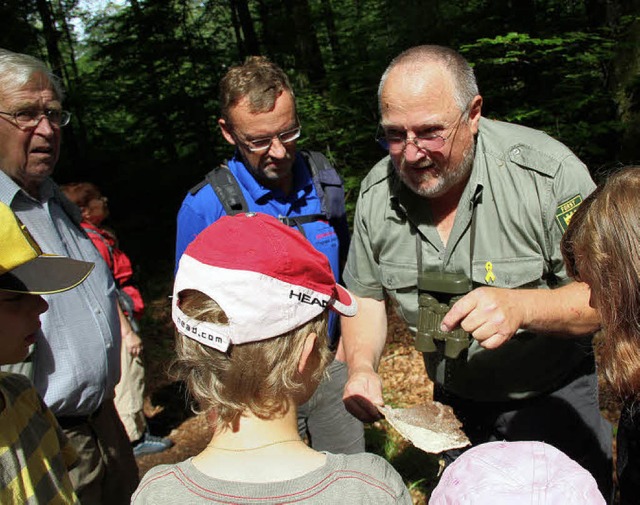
[378,45,478,114]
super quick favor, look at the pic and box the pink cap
[429,441,606,504]
[172,212,357,352]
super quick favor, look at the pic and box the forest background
[3,1,640,499]
[2,0,640,284]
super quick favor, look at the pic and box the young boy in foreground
[133,212,410,504]
[0,201,94,504]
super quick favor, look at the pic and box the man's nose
[33,115,55,136]
[403,138,428,164]
[268,137,287,158]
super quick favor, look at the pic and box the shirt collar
[0,171,57,206]
[228,151,312,202]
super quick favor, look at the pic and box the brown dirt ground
[136,297,621,504]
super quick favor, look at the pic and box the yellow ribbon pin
[485,261,496,283]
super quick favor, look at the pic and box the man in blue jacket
[176,56,364,454]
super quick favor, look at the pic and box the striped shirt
[0,372,79,504]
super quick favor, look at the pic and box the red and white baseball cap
[172,212,357,352]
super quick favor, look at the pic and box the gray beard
[398,141,476,198]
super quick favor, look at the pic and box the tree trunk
[283,0,326,87]
[233,0,260,55]
[228,0,246,59]
[611,17,640,162]
[35,0,82,168]
[35,0,66,83]
[128,0,179,161]
[320,0,342,66]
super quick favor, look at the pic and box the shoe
[132,433,173,456]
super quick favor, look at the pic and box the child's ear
[297,332,318,375]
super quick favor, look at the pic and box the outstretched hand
[440,287,525,349]
[342,368,385,423]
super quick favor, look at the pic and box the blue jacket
[176,151,347,343]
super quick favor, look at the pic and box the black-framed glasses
[233,124,302,152]
[376,110,466,153]
[0,109,71,130]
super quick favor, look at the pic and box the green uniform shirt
[344,117,596,401]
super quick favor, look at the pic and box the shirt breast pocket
[379,261,419,324]
[472,256,544,289]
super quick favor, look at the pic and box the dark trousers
[298,359,365,454]
[617,400,640,505]
[433,356,613,503]
[58,399,139,504]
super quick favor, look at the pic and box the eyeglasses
[233,124,301,152]
[0,109,71,130]
[376,111,466,153]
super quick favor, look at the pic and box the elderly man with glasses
[0,49,139,503]
[176,56,364,456]
[341,45,614,501]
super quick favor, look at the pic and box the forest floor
[135,294,621,504]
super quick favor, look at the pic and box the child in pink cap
[430,440,605,504]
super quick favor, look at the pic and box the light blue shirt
[0,172,121,416]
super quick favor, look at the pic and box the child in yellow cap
[0,201,93,504]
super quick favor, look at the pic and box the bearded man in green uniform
[341,45,613,501]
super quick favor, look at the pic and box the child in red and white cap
[132,212,411,504]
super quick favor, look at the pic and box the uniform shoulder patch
[555,194,583,232]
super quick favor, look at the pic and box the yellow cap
[0,202,94,294]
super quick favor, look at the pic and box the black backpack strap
[191,163,248,216]
[279,214,326,226]
[300,150,350,267]
[300,150,346,221]
[278,214,326,238]
[189,179,208,195]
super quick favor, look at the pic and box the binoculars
[415,271,473,359]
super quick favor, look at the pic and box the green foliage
[461,29,622,170]
[4,0,640,268]
[4,2,638,496]
[0,0,42,55]
[365,423,441,500]
[295,88,380,211]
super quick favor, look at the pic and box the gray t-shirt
[132,453,411,504]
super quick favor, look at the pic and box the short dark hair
[59,182,102,209]
[219,56,294,121]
